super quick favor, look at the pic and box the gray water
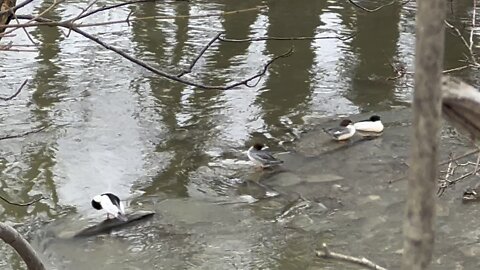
[1,0,480,269]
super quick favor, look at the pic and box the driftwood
[0,222,45,270]
[316,243,388,270]
[441,76,480,141]
[74,211,155,238]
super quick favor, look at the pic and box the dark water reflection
[1,0,480,269]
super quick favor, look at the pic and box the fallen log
[441,76,480,141]
[74,211,155,238]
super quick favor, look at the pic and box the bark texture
[0,222,45,270]
[0,0,16,38]
[401,0,446,269]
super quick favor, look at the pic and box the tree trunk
[401,0,446,269]
[0,0,16,39]
[0,222,45,270]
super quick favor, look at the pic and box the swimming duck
[354,115,384,133]
[326,119,355,141]
[91,193,127,221]
[247,143,283,168]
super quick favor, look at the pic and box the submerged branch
[0,126,47,141]
[0,79,28,101]
[316,243,388,270]
[389,148,480,184]
[0,194,47,207]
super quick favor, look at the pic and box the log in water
[74,211,155,238]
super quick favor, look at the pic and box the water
[1,0,480,269]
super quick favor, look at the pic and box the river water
[1,0,480,269]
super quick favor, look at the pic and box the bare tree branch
[389,148,480,184]
[0,79,27,101]
[73,0,156,21]
[444,20,479,66]
[0,194,47,207]
[1,0,64,38]
[469,0,476,51]
[14,15,293,90]
[0,222,45,270]
[3,5,267,30]
[443,65,471,73]
[12,13,37,46]
[177,32,222,78]
[219,33,356,42]
[347,0,410,13]
[316,243,388,270]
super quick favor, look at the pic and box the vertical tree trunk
[0,0,16,40]
[0,222,45,270]
[401,0,446,269]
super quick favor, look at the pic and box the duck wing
[326,127,350,139]
[253,150,283,164]
[100,195,126,220]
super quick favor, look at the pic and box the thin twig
[219,33,356,42]
[0,126,47,141]
[437,153,455,197]
[276,197,310,222]
[347,0,410,13]
[448,166,480,185]
[389,148,480,183]
[444,20,479,66]
[5,6,267,30]
[177,32,222,78]
[74,0,155,21]
[438,147,480,196]
[13,14,37,46]
[316,243,388,270]
[0,194,47,207]
[0,48,36,52]
[470,0,476,51]
[1,0,63,37]
[443,65,472,73]
[0,79,28,101]
[69,0,100,23]
[15,14,290,90]
[386,62,407,81]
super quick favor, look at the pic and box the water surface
[1,1,480,269]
